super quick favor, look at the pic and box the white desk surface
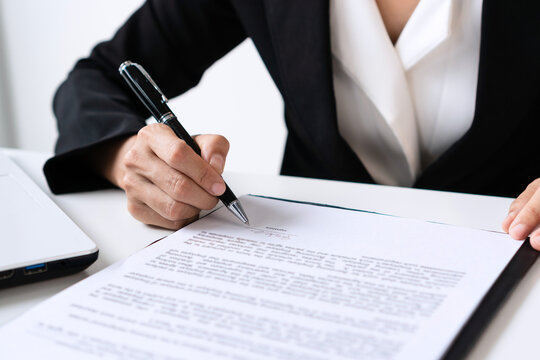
[1,148,538,359]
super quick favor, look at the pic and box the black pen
[118,61,249,225]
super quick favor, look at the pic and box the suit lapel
[263,0,340,149]
[416,0,540,190]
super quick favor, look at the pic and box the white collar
[330,1,406,183]
[396,0,453,70]
[330,0,455,184]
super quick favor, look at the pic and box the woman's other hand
[502,179,540,250]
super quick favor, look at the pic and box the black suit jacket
[44,0,540,198]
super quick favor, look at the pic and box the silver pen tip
[227,200,250,225]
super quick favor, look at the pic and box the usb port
[0,269,14,280]
[23,263,47,275]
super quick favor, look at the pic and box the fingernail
[211,182,226,196]
[531,234,540,249]
[210,154,225,173]
[502,211,516,230]
[509,223,528,240]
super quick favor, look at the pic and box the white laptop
[0,152,98,288]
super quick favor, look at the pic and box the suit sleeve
[43,0,247,194]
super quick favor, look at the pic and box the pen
[118,61,249,225]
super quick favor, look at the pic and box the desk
[1,148,538,359]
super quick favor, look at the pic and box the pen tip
[227,200,249,225]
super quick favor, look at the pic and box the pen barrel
[219,184,237,206]
[119,61,245,222]
[164,117,201,155]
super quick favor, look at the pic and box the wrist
[92,135,137,188]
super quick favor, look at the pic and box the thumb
[194,134,230,174]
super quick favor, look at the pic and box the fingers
[509,187,540,243]
[503,179,540,250]
[122,165,208,229]
[117,124,231,229]
[127,197,198,230]
[140,125,226,196]
[195,134,230,174]
[124,146,218,210]
[501,181,539,232]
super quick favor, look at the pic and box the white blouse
[330,0,483,186]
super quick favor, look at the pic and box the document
[0,195,524,359]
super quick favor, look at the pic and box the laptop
[0,152,98,289]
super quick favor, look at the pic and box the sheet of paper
[0,195,523,359]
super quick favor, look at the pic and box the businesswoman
[44,0,540,250]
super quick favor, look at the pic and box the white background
[0,0,286,174]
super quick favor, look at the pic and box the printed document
[0,195,523,359]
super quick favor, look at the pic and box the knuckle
[165,200,185,221]
[217,136,230,152]
[123,149,138,168]
[509,200,522,213]
[521,205,540,222]
[169,175,188,199]
[169,141,190,165]
[121,173,136,192]
[527,179,540,191]
[138,125,152,140]
[197,165,213,186]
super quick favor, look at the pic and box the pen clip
[119,61,168,104]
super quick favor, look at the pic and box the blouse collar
[396,0,453,70]
[330,0,454,184]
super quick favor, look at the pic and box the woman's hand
[99,123,230,229]
[502,179,540,250]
